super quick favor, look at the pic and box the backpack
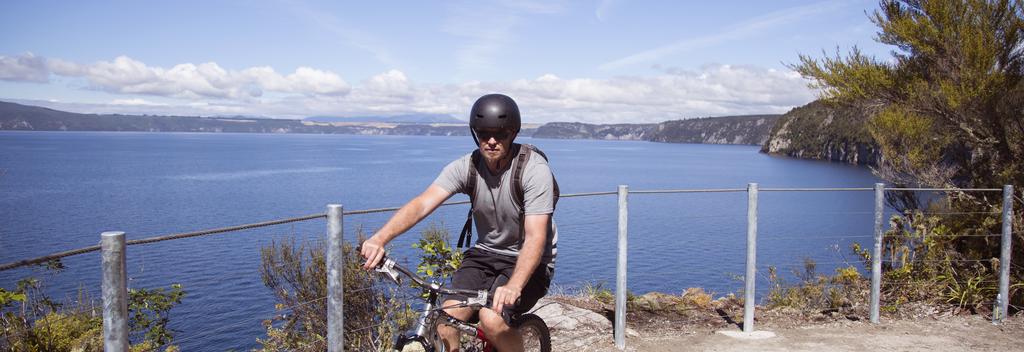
[456,144,560,249]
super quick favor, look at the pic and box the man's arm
[361,184,453,269]
[491,213,549,313]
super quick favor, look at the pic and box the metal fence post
[870,183,884,323]
[615,185,628,350]
[101,231,128,352]
[743,183,758,333]
[327,204,344,351]
[993,185,1013,323]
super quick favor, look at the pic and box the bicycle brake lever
[466,290,488,307]
[375,258,401,285]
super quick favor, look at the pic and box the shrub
[764,258,867,313]
[256,233,412,352]
[680,288,713,310]
[257,223,459,352]
[579,281,614,304]
[852,209,1011,314]
[1,272,185,351]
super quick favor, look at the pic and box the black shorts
[446,247,553,321]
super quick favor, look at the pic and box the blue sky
[0,0,891,123]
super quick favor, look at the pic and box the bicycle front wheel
[394,334,440,352]
[513,313,551,352]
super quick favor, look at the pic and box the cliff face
[647,115,780,145]
[532,122,654,140]
[761,100,880,166]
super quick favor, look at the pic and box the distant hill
[761,100,880,165]
[533,115,780,146]
[532,122,654,140]
[305,114,463,124]
[0,100,779,147]
[2,100,881,166]
[0,100,473,135]
[648,115,780,145]
[0,100,297,133]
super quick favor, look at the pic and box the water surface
[0,131,884,350]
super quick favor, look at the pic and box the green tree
[792,0,1024,312]
[793,0,1023,190]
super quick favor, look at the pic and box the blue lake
[1,131,884,350]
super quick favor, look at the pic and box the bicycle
[370,251,551,352]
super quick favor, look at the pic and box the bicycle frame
[375,256,492,352]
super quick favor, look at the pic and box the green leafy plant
[412,224,462,283]
[764,258,867,313]
[1,270,185,351]
[850,208,1011,314]
[580,281,614,304]
[0,288,27,307]
[128,284,185,346]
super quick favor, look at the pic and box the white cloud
[364,69,410,94]
[286,67,350,96]
[2,55,352,100]
[0,53,50,82]
[110,98,168,106]
[437,64,814,123]
[600,0,845,70]
[2,54,815,123]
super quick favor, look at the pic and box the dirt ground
[537,297,1024,351]
[581,316,1022,352]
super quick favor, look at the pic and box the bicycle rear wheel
[513,313,551,352]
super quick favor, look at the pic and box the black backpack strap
[511,144,532,210]
[458,150,481,249]
[513,144,559,209]
[533,146,559,208]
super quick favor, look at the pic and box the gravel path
[532,299,1024,351]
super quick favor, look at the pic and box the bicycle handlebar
[370,250,489,306]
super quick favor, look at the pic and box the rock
[532,298,612,332]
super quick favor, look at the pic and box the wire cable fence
[1,185,1018,351]
[0,212,328,272]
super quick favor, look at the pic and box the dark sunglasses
[475,129,512,141]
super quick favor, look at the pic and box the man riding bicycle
[361,93,558,352]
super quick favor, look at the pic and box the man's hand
[360,237,386,270]
[491,284,522,313]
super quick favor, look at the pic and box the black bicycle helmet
[469,93,520,144]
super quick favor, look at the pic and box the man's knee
[442,300,473,320]
[438,300,472,351]
[478,308,511,335]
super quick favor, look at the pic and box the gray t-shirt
[433,145,558,266]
